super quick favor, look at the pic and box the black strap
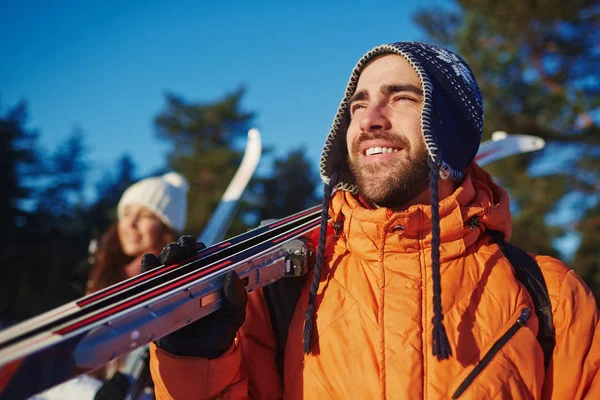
[491,231,555,369]
[263,275,307,378]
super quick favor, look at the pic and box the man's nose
[359,105,391,132]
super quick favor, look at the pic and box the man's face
[346,54,430,209]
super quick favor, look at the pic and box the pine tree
[414,0,599,292]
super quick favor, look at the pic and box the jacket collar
[328,163,511,263]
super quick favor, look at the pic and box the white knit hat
[117,172,189,233]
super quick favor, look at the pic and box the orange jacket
[149,164,600,399]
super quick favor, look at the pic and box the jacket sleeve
[149,289,282,399]
[541,265,600,399]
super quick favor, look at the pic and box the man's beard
[348,130,430,209]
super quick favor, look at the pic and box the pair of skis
[0,131,544,400]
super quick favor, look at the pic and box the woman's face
[118,205,165,257]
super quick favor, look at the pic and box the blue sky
[1,0,446,185]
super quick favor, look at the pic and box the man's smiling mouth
[364,147,401,156]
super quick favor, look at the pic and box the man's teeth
[365,147,400,156]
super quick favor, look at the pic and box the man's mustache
[351,130,409,154]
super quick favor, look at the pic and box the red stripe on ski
[58,260,233,335]
[269,207,320,228]
[474,148,497,161]
[78,242,232,307]
[273,220,320,243]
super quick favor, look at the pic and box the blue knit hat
[304,42,484,360]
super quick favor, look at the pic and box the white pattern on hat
[431,47,475,87]
[117,172,189,233]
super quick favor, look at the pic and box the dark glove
[141,235,247,359]
[94,372,130,400]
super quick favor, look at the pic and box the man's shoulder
[533,254,572,285]
[532,254,595,313]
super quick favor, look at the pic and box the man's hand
[141,236,247,359]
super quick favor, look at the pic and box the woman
[87,171,189,294]
[32,172,189,400]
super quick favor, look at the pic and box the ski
[199,128,262,246]
[0,133,544,399]
[475,131,545,165]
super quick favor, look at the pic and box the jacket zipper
[452,308,531,399]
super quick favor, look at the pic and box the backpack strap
[490,230,555,369]
[263,275,307,378]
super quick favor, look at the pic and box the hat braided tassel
[303,173,338,354]
[429,158,452,360]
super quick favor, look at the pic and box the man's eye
[350,103,366,115]
[389,95,420,111]
[392,95,416,103]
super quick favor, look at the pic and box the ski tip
[491,131,508,141]
[248,128,261,139]
[490,131,545,151]
[530,136,545,150]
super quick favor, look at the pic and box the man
[144,42,600,399]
